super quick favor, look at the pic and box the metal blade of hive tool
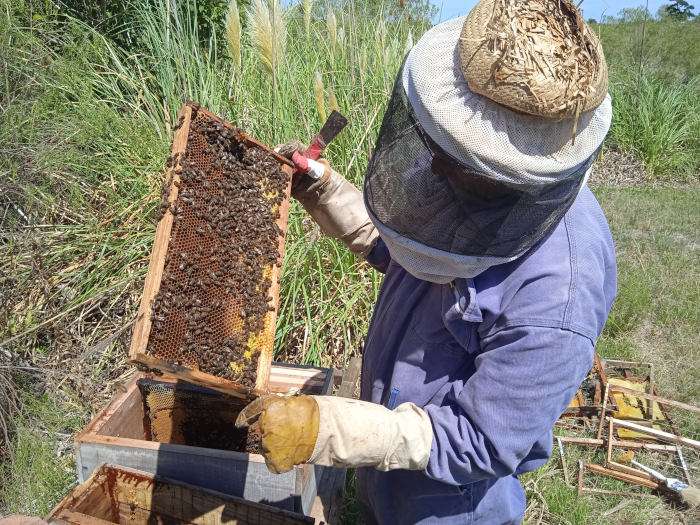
[304,110,349,160]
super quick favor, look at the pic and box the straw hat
[458,0,608,120]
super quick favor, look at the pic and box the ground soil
[146,107,289,388]
[589,147,649,187]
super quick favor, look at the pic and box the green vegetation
[0,0,698,520]
[596,187,700,405]
[1,392,84,515]
[593,17,700,180]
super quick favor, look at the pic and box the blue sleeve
[423,326,593,486]
[365,237,391,274]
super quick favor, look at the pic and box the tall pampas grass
[404,30,414,56]
[338,27,346,52]
[314,70,327,124]
[303,0,313,38]
[225,0,242,72]
[328,87,339,113]
[326,8,337,58]
[248,0,286,78]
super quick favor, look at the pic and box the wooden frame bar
[611,418,700,451]
[609,385,700,414]
[576,460,657,498]
[585,463,659,490]
[558,436,677,452]
[596,382,610,440]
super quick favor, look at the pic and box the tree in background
[335,0,436,24]
[613,6,652,22]
[659,0,696,20]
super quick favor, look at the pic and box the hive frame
[129,103,294,397]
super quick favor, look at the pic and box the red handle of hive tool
[304,137,326,160]
[291,150,310,172]
[296,110,348,172]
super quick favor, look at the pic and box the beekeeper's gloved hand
[236,395,433,474]
[276,141,378,258]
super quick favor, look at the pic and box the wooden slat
[130,353,254,399]
[76,378,140,439]
[593,353,608,385]
[609,385,700,414]
[607,461,655,481]
[338,357,362,398]
[93,386,143,439]
[611,418,700,450]
[585,463,659,489]
[129,105,192,365]
[558,436,677,452]
[51,510,115,525]
[47,468,113,522]
[254,166,293,393]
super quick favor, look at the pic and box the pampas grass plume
[303,0,313,38]
[225,0,242,72]
[314,71,327,124]
[248,0,286,77]
[326,8,337,58]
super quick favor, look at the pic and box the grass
[592,17,700,181]
[0,0,698,520]
[0,390,85,515]
[595,187,700,405]
[609,72,699,180]
[520,185,700,524]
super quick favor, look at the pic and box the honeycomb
[137,378,261,452]
[65,465,314,525]
[146,105,289,389]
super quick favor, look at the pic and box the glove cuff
[294,169,379,258]
[309,396,433,471]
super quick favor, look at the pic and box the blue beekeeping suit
[241,9,616,524]
[357,187,616,524]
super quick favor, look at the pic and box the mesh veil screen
[364,73,597,258]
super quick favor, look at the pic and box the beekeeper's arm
[236,325,592,476]
[277,144,379,260]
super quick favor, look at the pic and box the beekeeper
[237,1,616,523]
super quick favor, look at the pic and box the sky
[431,0,668,22]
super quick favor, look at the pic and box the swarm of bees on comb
[146,107,289,388]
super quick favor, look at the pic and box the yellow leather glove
[236,395,319,474]
[237,395,433,474]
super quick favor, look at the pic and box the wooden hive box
[75,364,334,515]
[130,102,295,398]
[47,463,314,524]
